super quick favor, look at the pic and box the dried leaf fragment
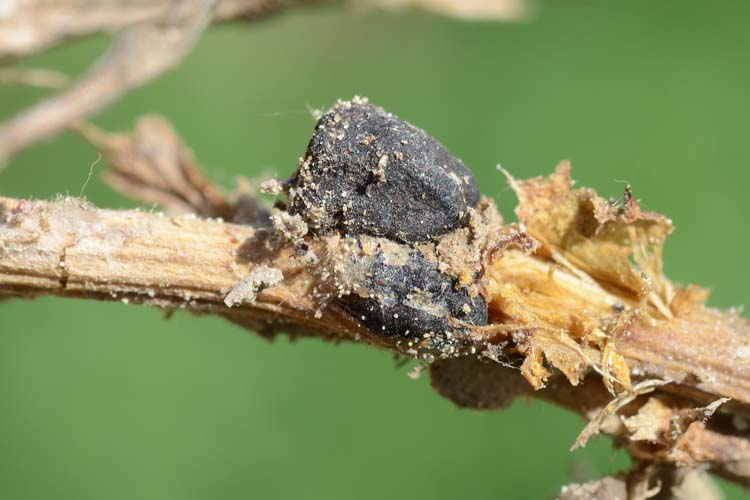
[573,379,670,450]
[507,161,673,309]
[623,397,672,442]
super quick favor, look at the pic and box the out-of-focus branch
[0,0,527,62]
[365,0,527,20]
[0,67,71,88]
[0,0,294,61]
[0,0,527,165]
[0,0,216,163]
[0,71,260,222]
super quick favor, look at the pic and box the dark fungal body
[286,98,487,350]
[287,99,480,243]
[340,244,486,351]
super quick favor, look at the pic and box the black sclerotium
[285,98,488,345]
[340,247,487,344]
[286,99,480,243]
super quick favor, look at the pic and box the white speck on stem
[225,266,283,308]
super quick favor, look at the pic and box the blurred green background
[1,1,749,498]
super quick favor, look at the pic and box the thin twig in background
[0,67,71,88]
[0,0,289,61]
[0,0,527,61]
[0,0,527,164]
[0,0,217,163]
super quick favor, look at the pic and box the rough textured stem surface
[0,196,359,340]
[2,194,749,491]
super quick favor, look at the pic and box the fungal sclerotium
[284,98,488,349]
[286,98,480,243]
[339,243,488,345]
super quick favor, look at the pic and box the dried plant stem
[0,195,359,340]
[488,250,750,406]
[2,194,749,490]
